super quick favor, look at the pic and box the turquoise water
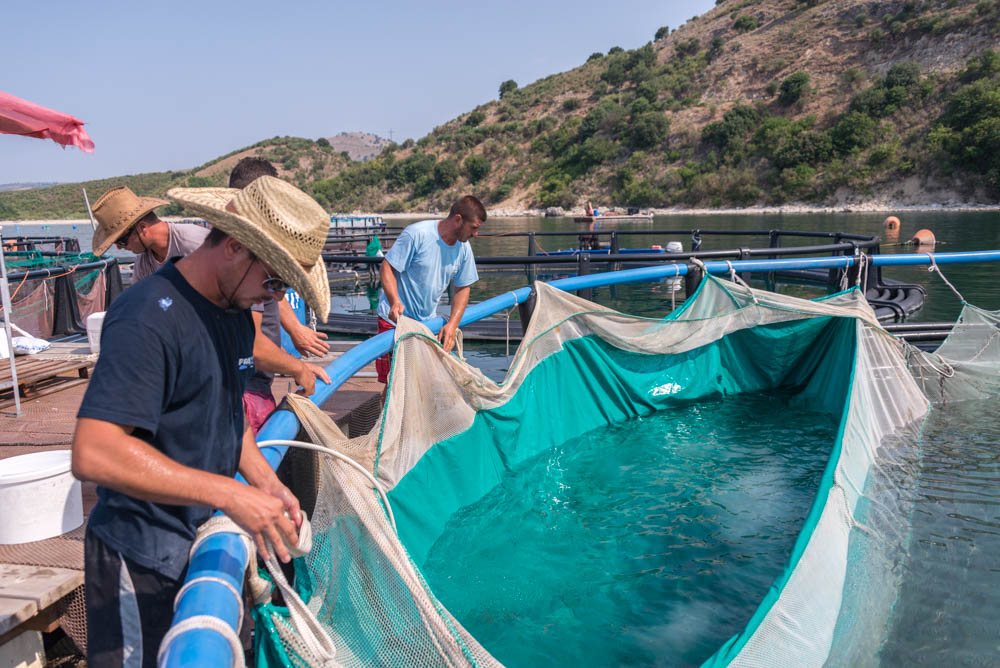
[877,399,1000,665]
[421,391,838,667]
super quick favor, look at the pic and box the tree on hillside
[316,137,330,147]
[778,71,811,106]
[499,80,518,100]
[464,155,491,184]
[655,25,670,40]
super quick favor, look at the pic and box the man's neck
[175,248,228,308]
[437,216,459,246]
[146,222,171,262]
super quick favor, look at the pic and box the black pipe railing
[6,258,118,282]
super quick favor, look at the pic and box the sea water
[876,399,1000,665]
[421,391,838,667]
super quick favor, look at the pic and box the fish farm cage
[159,250,1000,668]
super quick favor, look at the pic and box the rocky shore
[5,199,1000,228]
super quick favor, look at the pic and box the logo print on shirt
[158,297,173,311]
[238,356,254,371]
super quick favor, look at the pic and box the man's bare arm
[380,259,405,322]
[71,417,298,561]
[251,310,330,395]
[278,299,328,357]
[438,284,470,353]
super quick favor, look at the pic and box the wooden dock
[0,342,96,412]
[0,339,382,665]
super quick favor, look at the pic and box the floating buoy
[883,216,900,230]
[911,229,936,246]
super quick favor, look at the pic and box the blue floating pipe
[161,249,1000,666]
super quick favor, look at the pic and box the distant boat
[574,213,654,223]
[329,214,385,231]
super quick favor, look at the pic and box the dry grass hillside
[4,0,1000,219]
[307,0,1000,212]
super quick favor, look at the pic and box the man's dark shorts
[85,529,185,668]
[376,316,395,384]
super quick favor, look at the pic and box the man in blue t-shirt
[72,176,332,667]
[375,196,486,386]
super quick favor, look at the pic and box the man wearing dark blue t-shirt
[72,176,332,667]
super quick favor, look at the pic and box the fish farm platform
[0,340,384,665]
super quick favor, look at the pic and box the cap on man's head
[91,187,168,256]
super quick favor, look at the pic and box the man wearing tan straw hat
[72,176,331,666]
[91,186,210,282]
[227,158,330,431]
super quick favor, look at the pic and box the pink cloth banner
[0,90,95,152]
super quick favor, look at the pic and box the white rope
[725,260,759,305]
[180,512,338,667]
[259,439,396,532]
[157,614,246,668]
[161,438,405,667]
[504,291,520,360]
[855,252,868,290]
[174,576,244,630]
[925,253,967,304]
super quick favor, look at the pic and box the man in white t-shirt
[91,186,209,282]
[375,195,486,386]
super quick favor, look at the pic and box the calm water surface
[422,391,837,667]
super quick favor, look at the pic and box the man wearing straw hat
[90,186,209,282]
[72,176,331,666]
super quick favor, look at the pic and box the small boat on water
[329,214,385,231]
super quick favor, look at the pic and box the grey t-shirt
[246,299,282,395]
[133,223,210,282]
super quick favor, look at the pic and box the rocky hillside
[0,137,353,220]
[326,132,392,161]
[4,0,1000,219]
[306,0,1000,212]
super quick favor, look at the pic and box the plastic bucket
[86,311,106,354]
[0,450,83,544]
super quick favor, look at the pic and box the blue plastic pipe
[161,249,1000,666]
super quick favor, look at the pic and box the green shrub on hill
[778,71,810,106]
[702,104,761,155]
[627,112,670,149]
[830,112,879,154]
[934,57,1000,191]
[464,155,491,184]
[733,14,759,31]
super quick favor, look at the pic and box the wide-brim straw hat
[91,186,169,256]
[165,176,330,321]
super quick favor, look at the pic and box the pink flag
[0,91,95,153]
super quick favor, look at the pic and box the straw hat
[165,176,330,321]
[91,187,169,256]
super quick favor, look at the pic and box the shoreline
[4,200,1000,227]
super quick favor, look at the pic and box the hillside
[4,0,1000,219]
[0,137,353,220]
[326,132,392,161]
[305,0,1000,212]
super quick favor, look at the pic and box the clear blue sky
[1,0,714,184]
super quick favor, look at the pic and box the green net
[261,276,991,666]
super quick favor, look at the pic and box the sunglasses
[257,260,290,294]
[114,226,137,248]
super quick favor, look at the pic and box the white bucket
[0,450,83,544]
[86,311,106,354]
